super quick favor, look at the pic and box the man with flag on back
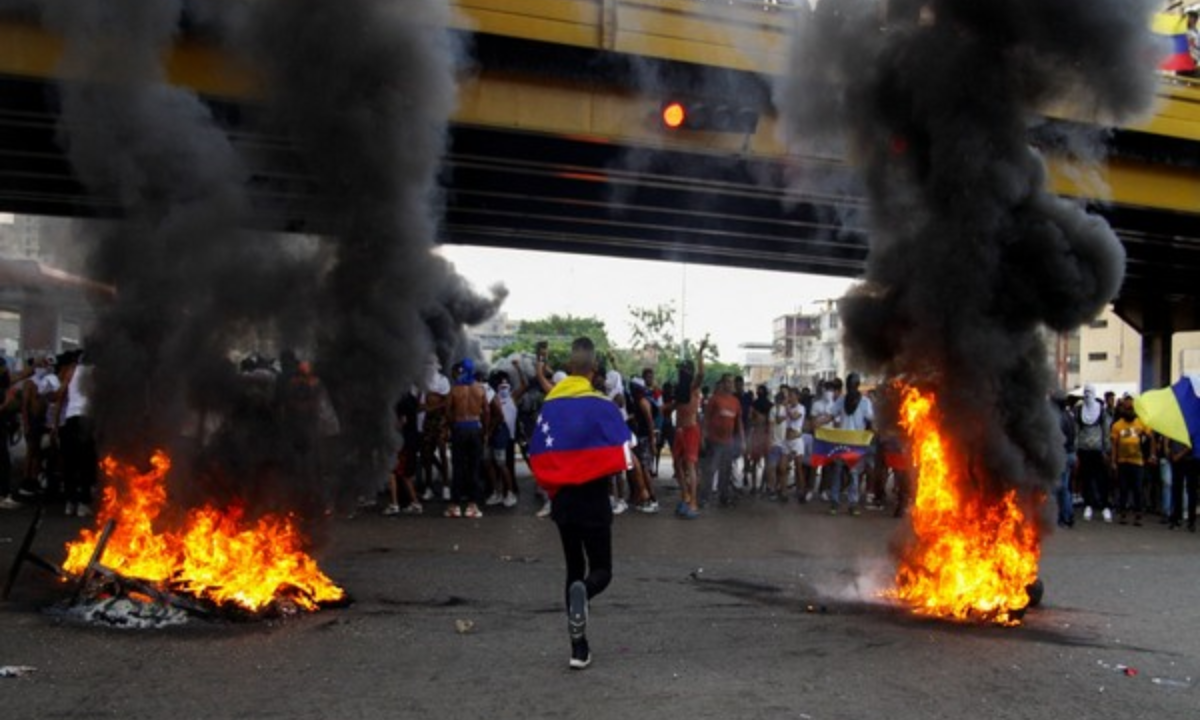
[529,337,632,670]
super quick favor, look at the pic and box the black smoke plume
[25,0,504,517]
[778,0,1159,495]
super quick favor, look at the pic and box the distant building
[738,342,774,387]
[771,299,843,389]
[470,312,518,363]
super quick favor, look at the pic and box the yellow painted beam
[2,12,1200,216]
[0,21,259,98]
[1048,159,1200,214]
[449,0,601,49]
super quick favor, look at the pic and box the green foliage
[494,314,612,371]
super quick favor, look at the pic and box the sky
[437,245,857,362]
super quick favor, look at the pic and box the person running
[530,337,631,670]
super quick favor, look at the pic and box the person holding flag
[1134,375,1200,531]
[819,373,875,515]
[529,337,632,670]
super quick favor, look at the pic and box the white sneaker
[0,495,20,510]
[502,492,518,508]
[804,491,814,503]
[1102,508,1113,523]
[65,502,76,517]
[613,499,629,515]
[382,503,401,516]
[421,488,435,502]
[1083,506,1093,521]
[401,503,424,515]
[484,493,503,506]
[638,500,660,514]
[536,501,552,518]
[442,487,452,501]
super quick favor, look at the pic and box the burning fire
[889,385,1040,625]
[63,451,345,613]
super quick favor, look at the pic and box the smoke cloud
[777,0,1159,494]
[24,0,504,518]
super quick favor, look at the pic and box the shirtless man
[446,358,489,519]
[668,339,706,519]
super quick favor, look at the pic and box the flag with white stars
[530,375,632,491]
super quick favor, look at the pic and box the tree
[624,303,732,388]
[494,314,613,371]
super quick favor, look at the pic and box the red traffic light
[661,101,687,129]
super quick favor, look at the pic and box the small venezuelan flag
[1134,375,1200,455]
[1153,12,1195,72]
[530,375,631,493]
[811,426,874,469]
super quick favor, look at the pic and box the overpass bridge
[1,0,1199,376]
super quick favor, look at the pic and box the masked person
[530,337,631,670]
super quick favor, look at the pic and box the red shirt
[705,393,741,444]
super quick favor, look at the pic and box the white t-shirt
[63,365,90,420]
[772,403,788,446]
[834,395,874,431]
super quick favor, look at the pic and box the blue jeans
[828,461,860,509]
[1057,453,1076,526]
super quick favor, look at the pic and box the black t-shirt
[551,476,613,528]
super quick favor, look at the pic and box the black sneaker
[569,638,591,670]
[567,581,588,642]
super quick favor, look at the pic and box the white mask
[823,390,834,402]
[34,367,47,379]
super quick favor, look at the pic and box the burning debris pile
[779,0,1160,623]
[62,452,346,619]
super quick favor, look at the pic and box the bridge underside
[1,73,1199,336]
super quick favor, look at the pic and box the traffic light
[657,99,759,133]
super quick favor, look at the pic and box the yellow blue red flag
[812,426,874,468]
[530,375,631,493]
[1153,12,1195,72]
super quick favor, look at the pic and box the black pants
[0,433,10,497]
[1171,459,1199,529]
[1079,449,1110,510]
[1116,463,1143,515]
[60,416,97,505]
[555,521,612,609]
[450,424,484,505]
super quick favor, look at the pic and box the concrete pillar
[19,303,60,359]
[1140,331,1172,392]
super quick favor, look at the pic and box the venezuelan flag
[530,375,631,492]
[1153,12,1195,72]
[1134,375,1200,454]
[811,426,875,468]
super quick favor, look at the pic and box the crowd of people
[380,340,916,523]
[382,346,1200,534]
[1053,385,1198,532]
[0,350,96,516]
[1,340,1194,537]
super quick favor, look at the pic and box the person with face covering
[1075,384,1113,523]
[829,373,873,515]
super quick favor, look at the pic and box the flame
[63,451,345,613]
[888,385,1040,625]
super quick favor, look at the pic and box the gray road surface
[1,469,1197,720]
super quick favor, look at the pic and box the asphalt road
[1,467,1197,720]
